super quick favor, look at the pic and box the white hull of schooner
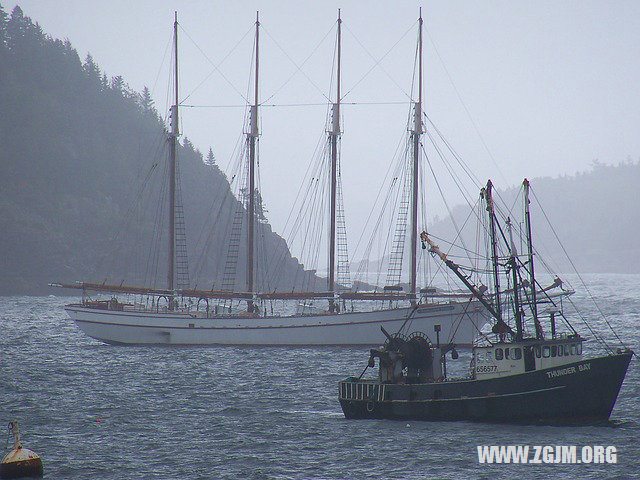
[65,302,486,346]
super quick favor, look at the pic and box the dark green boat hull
[339,352,632,424]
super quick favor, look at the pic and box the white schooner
[55,11,488,346]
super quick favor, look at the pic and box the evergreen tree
[111,74,124,93]
[62,38,81,71]
[255,190,268,223]
[139,86,154,113]
[206,148,216,166]
[83,53,101,85]
[6,6,44,53]
[6,5,26,48]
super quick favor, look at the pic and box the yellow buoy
[0,421,43,479]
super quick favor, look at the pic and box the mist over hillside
[426,160,640,275]
[0,4,321,295]
[1,3,637,298]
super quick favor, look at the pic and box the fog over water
[2,6,639,478]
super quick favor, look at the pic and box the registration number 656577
[476,365,498,373]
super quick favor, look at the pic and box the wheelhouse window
[543,346,551,358]
[570,344,577,355]
[551,345,557,357]
[495,348,504,360]
[564,345,570,356]
[577,343,583,355]
[505,348,510,360]
[535,345,541,358]
[513,348,522,360]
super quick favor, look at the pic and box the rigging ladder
[335,170,351,291]
[386,162,411,288]
[174,159,190,289]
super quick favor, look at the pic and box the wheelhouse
[473,336,584,379]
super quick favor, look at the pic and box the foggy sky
[8,0,640,261]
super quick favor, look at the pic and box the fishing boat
[339,179,634,423]
[52,11,489,346]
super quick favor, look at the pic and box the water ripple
[1,278,639,479]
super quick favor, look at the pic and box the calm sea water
[1,273,639,479]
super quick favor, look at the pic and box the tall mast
[247,11,259,313]
[168,11,179,304]
[483,180,502,324]
[523,178,543,338]
[506,217,523,340]
[328,9,342,313]
[409,9,423,306]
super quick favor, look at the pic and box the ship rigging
[53,10,511,346]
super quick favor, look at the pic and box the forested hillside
[0,4,319,294]
[1,4,637,297]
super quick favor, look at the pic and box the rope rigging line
[272,127,325,248]
[354,138,411,289]
[424,26,508,185]
[274,144,329,290]
[423,128,477,212]
[180,100,412,108]
[428,231,488,263]
[191,133,245,283]
[355,141,405,285]
[180,23,254,104]
[420,136,486,273]
[266,125,329,287]
[193,130,249,290]
[422,175,483,288]
[177,23,251,105]
[565,296,614,355]
[150,31,174,106]
[222,148,250,292]
[162,44,175,129]
[418,161,429,289]
[423,113,483,191]
[384,139,411,287]
[284,155,329,291]
[341,20,415,102]
[530,187,630,352]
[303,153,330,274]
[92,131,166,280]
[261,25,331,103]
[145,142,170,288]
[350,125,409,276]
[261,22,336,105]
[254,140,276,293]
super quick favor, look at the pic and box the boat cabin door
[524,346,536,372]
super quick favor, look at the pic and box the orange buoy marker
[0,421,43,479]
